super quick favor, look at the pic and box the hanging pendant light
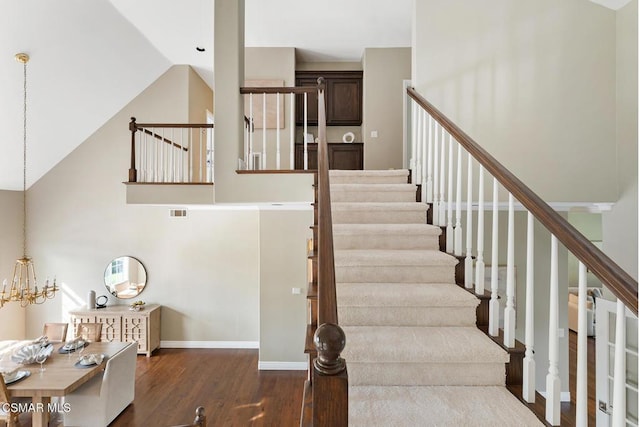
[0,53,58,308]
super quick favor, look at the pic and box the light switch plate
[371,130,378,138]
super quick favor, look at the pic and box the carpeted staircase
[329,169,542,426]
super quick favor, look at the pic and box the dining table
[0,339,129,427]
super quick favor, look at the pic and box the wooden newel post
[128,117,138,182]
[312,323,348,427]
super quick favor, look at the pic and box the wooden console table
[69,304,161,357]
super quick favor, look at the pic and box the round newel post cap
[313,323,346,375]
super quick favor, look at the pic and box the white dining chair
[63,341,137,427]
[0,374,30,427]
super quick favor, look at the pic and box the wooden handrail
[134,123,214,128]
[239,86,318,94]
[139,128,189,152]
[407,87,638,313]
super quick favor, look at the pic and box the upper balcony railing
[127,118,214,184]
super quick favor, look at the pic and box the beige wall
[24,66,260,343]
[362,48,411,169]
[259,209,311,366]
[0,190,26,339]
[602,0,638,281]
[213,2,313,203]
[413,0,617,202]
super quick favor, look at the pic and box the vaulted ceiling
[0,0,626,191]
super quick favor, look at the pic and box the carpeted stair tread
[342,326,509,364]
[333,223,441,236]
[349,386,544,426]
[334,249,457,267]
[331,183,416,192]
[337,283,479,308]
[329,170,410,184]
[332,202,428,212]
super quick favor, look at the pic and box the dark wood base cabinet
[295,143,363,170]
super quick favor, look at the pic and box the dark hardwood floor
[111,349,306,427]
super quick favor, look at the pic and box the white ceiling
[0,0,412,191]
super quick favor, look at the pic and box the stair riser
[332,210,427,224]
[330,176,408,185]
[331,191,416,203]
[338,307,476,327]
[336,266,455,283]
[347,363,506,386]
[333,234,439,250]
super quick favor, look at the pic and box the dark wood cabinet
[295,143,363,170]
[295,71,363,126]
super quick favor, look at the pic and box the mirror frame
[103,256,147,299]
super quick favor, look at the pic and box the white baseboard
[258,361,307,371]
[160,340,259,349]
[538,390,571,402]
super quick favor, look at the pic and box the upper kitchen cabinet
[295,71,363,126]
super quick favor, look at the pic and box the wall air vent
[169,209,187,218]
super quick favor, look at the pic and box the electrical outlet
[371,130,378,138]
[558,328,565,338]
[291,287,301,295]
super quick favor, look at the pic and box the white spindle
[209,128,214,182]
[433,122,440,225]
[523,211,535,403]
[303,92,308,170]
[276,92,281,170]
[410,102,417,184]
[249,93,254,170]
[290,93,294,169]
[161,129,166,182]
[438,129,446,226]
[180,129,184,181]
[475,165,485,295]
[454,144,462,256]
[420,111,427,202]
[188,129,193,182]
[199,128,203,183]
[464,153,473,289]
[504,193,516,347]
[611,299,627,426]
[153,128,159,182]
[446,136,454,253]
[575,262,588,426]
[415,108,423,185]
[426,115,433,203]
[488,178,500,337]
[262,93,267,170]
[170,129,175,181]
[545,235,561,426]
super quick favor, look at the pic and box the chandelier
[0,53,58,308]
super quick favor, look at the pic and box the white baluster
[139,130,145,182]
[209,127,214,182]
[262,93,267,170]
[464,153,473,289]
[545,235,561,426]
[276,92,281,170]
[170,129,175,182]
[504,193,516,348]
[153,128,158,182]
[523,211,535,403]
[475,165,485,295]
[303,92,308,170]
[410,102,417,184]
[575,262,587,426]
[454,144,462,256]
[488,178,500,337]
[180,128,184,181]
[611,299,627,426]
[188,129,193,182]
[446,135,454,253]
[415,107,423,186]
[421,111,428,202]
[426,115,433,204]
[433,122,440,226]
[249,93,254,170]
[289,93,294,169]
[438,129,446,226]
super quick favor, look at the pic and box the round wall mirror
[103,256,147,299]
